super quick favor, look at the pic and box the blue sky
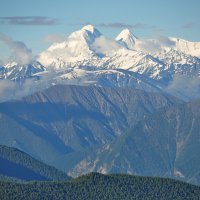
[0,0,200,63]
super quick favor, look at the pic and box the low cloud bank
[166,74,200,101]
[0,33,32,65]
[92,36,121,55]
[135,36,175,53]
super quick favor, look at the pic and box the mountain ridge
[0,145,70,181]
[67,98,200,185]
[0,84,182,168]
[1,25,200,101]
[0,172,199,199]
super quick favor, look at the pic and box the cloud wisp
[135,36,175,53]
[0,80,16,102]
[181,22,200,30]
[98,23,135,29]
[0,16,59,26]
[0,33,32,64]
[97,22,161,30]
[0,72,54,103]
[166,74,200,101]
[0,69,84,103]
[92,36,121,55]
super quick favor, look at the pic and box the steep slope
[0,145,70,181]
[37,25,200,101]
[171,37,200,57]
[37,25,200,82]
[115,29,200,58]
[1,25,200,102]
[0,61,46,82]
[0,173,199,200]
[53,68,165,92]
[0,85,181,166]
[116,28,137,50]
[38,25,103,67]
[0,110,72,162]
[70,99,200,185]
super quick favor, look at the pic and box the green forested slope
[0,173,199,200]
[0,145,70,181]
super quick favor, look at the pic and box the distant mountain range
[0,25,200,101]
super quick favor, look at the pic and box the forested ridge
[0,145,70,181]
[0,173,199,200]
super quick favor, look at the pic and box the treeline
[0,173,199,200]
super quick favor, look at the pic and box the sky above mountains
[0,0,200,64]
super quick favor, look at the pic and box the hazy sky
[0,0,200,63]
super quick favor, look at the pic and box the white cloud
[0,16,59,26]
[166,74,200,101]
[136,39,161,53]
[135,36,175,53]
[92,36,121,55]
[0,77,48,103]
[0,80,16,101]
[156,35,175,47]
[0,33,32,65]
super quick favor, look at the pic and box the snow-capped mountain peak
[68,24,102,43]
[3,25,200,101]
[82,24,96,31]
[170,37,200,57]
[116,28,137,50]
[81,24,101,35]
[38,25,104,67]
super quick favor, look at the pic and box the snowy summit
[116,28,137,50]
